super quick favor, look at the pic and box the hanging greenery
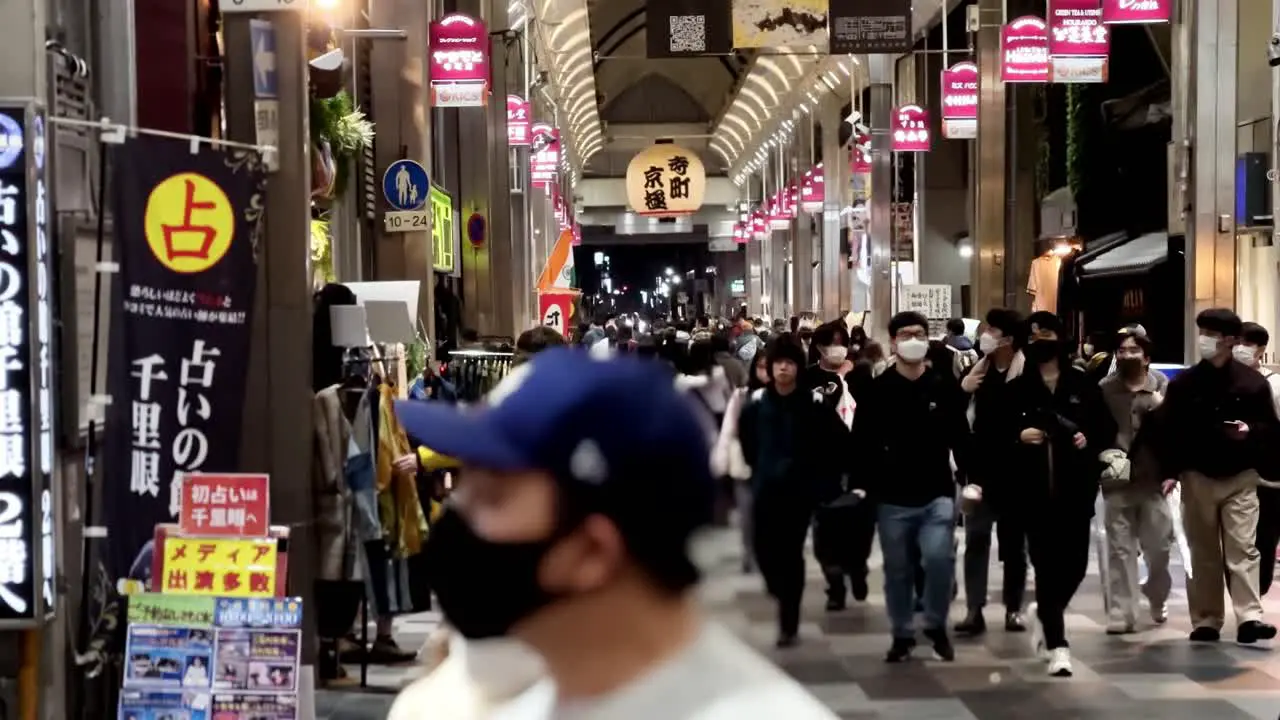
[309,91,374,198]
[310,217,335,287]
[1034,86,1051,204]
[1065,85,1085,200]
[406,335,427,383]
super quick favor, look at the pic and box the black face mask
[1025,339,1062,364]
[1116,356,1145,377]
[422,507,560,640]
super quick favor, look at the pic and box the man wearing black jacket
[850,311,969,663]
[1159,308,1279,645]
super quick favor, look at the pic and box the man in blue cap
[395,348,835,718]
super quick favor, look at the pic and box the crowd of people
[384,305,1280,719]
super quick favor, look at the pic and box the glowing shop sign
[1102,0,1170,24]
[430,185,455,274]
[891,105,931,152]
[529,124,559,188]
[1000,16,1050,83]
[428,13,490,108]
[1048,0,1109,58]
[507,95,531,146]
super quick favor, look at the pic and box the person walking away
[739,337,846,648]
[956,308,1030,636]
[736,319,766,365]
[398,349,838,718]
[806,321,873,609]
[1157,309,1279,647]
[1010,312,1114,676]
[713,349,770,573]
[1099,331,1173,634]
[850,312,970,663]
[1233,322,1280,594]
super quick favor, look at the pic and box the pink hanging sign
[529,124,559,188]
[891,105,931,152]
[428,13,490,107]
[1048,0,1109,57]
[1000,16,1050,82]
[941,63,979,120]
[1102,0,1170,24]
[507,95,531,146]
[850,134,872,174]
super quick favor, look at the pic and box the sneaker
[924,628,955,662]
[884,637,916,663]
[1047,647,1073,677]
[1004,611,1027,633]
[366,636,416,664]
[1106,619,1136,635]
[1236,620,1277,645]
[1189,627,1220,643]
[825,595,847,612]
[955,611,986,636]
[850,576,869,602]
[1026,602,1047,661]
[1150,602,1168,625]
[775,632,800,649]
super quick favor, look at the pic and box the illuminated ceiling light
[758,58,792,93]
[744,73,780,106]
[724,112,751,139]
[558,63,591,91]
[738,87,770,126]
[547,11,588,45]
[709,144,731,165]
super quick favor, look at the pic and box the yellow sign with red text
[159,537,278,598]
[144,172,236,274]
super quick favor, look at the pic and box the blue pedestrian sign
[382,160,430,211]
[250,19,278,99]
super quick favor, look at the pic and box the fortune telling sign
[624,144,706,217]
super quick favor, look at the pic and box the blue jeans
[878,497,956,639]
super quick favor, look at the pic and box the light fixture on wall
[958,238,974,259]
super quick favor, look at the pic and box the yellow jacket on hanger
[417,445,460,471]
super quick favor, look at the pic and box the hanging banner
[827,0,912,54]
[529,124,559,188]
[800,164,823,213]
[941,62,978,139]
[1102,0,1169,24]
[102,137,266,584]
[0,102,57,625]
[506,95,531,146]
[624,144,707,216]
[428,13,490,108]
[731,0,828,49]
[1000,16,1051,83]
[891,105,931,152]
[646,0,733,57]
[1048,0,1109,57]
[538,290,576,337]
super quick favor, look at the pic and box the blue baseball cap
[395,347,716,533]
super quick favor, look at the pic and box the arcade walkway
[316,528,1280,719]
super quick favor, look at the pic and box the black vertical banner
[101,137,265,581]
[828,0,913,54]
[646,0,733,58]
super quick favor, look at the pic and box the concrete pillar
[866,55,893,342]
[818,97,844,320]
[972,0,1007,316]
[369,0,436,346]
[1183,0,1237,360]
[791,116,815,315]
[455,0,514,339]
[770,149,789,320]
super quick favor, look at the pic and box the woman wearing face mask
[713,349,771,573]
[1007,311,1115,677]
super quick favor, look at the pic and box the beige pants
[1180,470,1263,629]
[1104,485,1173,624]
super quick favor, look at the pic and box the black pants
[1258,487,1280,595]
[1026,512,1092,650]
[814,502,876,600]
[754,500,812,636]
[963,502,1028,612]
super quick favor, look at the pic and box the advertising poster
[212,629,300,692]
[827,0,911,54]
[128,593,217,627]
[101,136,266,584]
[212,694,297,720]
[125,626,216,688]
[731,0,827,49]
[159,537,278,597]
[118,690,210,720]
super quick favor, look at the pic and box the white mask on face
[1197,334,1221,361]
[979,333,1000,355]
[897,338,929,362]
[822,346,848,364]
[1233,344,1259,366]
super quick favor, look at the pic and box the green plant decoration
[407,335,427,383]
[1034,86,1051,204]
[1065,84,1084,201]
[310,217,335,286]
[310,91,374,198]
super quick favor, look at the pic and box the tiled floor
[317,523,1280,719]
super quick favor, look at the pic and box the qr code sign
[669,15,706,53]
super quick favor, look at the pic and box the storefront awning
[1078,232,1169,279]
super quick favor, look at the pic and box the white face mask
[978,333,1001,355]
[897,338,929,362]
[1197,334,1221,361]
[1233,344,1259,366]
[822,346,848,364]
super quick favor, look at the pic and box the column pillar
[455,0,514,339]
[973,0,1007,316]
[866,55,893,342]
[791,116,815,315]
[368,0,435,344]
[770,149,789,320]
[818,97,844,320]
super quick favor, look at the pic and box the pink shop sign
[1000,16,1050,83]
[1102,0,1170,24]
[429,13,490,107]
[1048,0,1110,58]
[507,95,531,146]
[941,62,978,120]
[891,105,931,153]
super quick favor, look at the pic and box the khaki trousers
[1104,485,1173,624]
[1180,470,1263,629]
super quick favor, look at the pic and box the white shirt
[1027,255,1062,313]
[388,636,547,720]
[501,623,837,720]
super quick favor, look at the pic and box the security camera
[1269,33,1280,67]
[531,71,549,91]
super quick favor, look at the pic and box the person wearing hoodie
[955,308,1030,637]
[1007,311,1114,677]
[713,348,770,573]
[738,336,847,647]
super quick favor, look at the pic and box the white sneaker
[1026,602,1047,661]
[1106,619,1135,635]
[1047,647,1073,677]
[1150,601,1168,625]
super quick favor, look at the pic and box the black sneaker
[1189,627,1221,643]
[1005,611,1027,632]
[1236,621,1277,645]
[885,637,916,663]
[955,611,986,636]
[851,576,869,602]
[825,595,847,612]
[775,632,800,649]
[366,636,416,664]
[924,628,955,662]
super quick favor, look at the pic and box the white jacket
[710,388,752,481]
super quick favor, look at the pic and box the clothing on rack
[1028,255,1062,314]
[447,352,515,401]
